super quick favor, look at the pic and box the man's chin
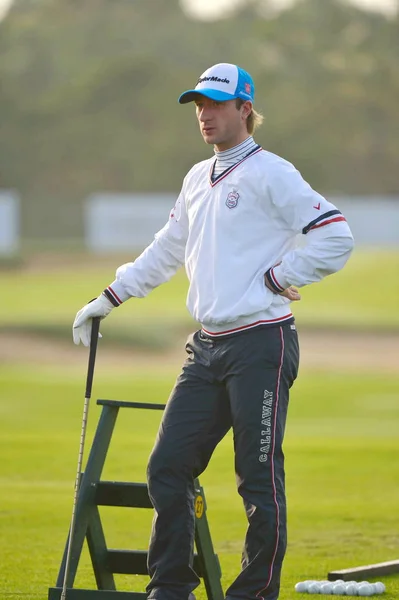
[202,133,219,145]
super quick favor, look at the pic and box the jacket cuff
[264,265,289,294]
[102,281,130,307]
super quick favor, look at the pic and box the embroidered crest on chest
[225,190,240,209]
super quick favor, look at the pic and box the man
[73,63,354,600]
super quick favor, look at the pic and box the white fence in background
[0,190,20,255]
[331,197,399,249]
[1,190,398,253]
[84,193,399,252]
[84,193,176,252]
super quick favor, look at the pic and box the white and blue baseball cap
[178,63,255,104]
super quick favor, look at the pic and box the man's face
[194,96,251,151]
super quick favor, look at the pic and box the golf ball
[332,582,346,595]
[320,582,334,594]
[295,581,308,592]
[345,582,358,596]
[357,583,374,596]
[373,582,385,594]
[308,582,321,594]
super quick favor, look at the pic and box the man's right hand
[72,295,114,347]
[280,286,301,301]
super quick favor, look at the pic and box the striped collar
[209,144,262,187]
[214,136,257,164]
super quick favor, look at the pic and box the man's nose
[199,107,211,122]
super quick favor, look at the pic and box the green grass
[1,364,398,599]
[1,247,398,598]
[1,248,399,341]
[291,248,399,330]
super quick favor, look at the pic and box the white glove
[73,295,114,347]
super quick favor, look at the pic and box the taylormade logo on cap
[198,76,231,84]
[178,63,254,104]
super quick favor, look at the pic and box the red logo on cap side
[245,83,251,94]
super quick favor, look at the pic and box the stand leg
[194,479,224,600]
[56,405,119,588]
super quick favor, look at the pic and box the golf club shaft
[61,317,101,600]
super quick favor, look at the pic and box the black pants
[146,323,299,600]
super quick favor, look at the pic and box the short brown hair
[236,98,264,134]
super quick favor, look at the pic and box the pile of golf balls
[294,580,386,596]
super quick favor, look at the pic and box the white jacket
[107,149,354,335]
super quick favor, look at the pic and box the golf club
[61,316,101,600]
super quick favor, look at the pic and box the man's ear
[242,101,252,119]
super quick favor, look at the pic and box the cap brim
[178,89,236,104]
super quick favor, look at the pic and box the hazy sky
[182,0,398,19]
[0,0,397,21]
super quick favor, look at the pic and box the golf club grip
[85,317,100,399]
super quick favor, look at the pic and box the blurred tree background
[0,0,398,240]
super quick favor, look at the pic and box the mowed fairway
[0,248,398,599]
